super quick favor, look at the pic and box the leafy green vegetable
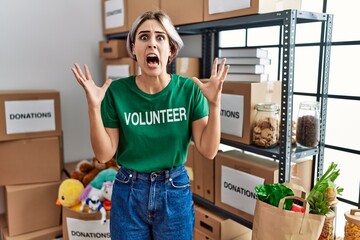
[307,162,344,215]
[255,183,294,210]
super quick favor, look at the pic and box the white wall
[0,0,104,214]
[0,0,105,161]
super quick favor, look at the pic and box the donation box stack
[0,90,63,239]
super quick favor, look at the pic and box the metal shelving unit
[174,9,333,183]
[106,9,333,228]
[177,9,333,228]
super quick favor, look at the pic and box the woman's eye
[157,35,165,41]
[139,35,148,41]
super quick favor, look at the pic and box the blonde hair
[126,10,184,64]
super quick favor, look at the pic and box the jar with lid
[296,101,320,148]
[253,103,279,148]
[344,209,360,240]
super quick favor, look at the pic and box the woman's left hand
[192,58,229,107]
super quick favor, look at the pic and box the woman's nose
[148,38,157,49]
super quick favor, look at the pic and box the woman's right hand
[71,63,112,109]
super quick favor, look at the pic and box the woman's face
[132,19,172,77]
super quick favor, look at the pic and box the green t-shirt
[101,74,209,172]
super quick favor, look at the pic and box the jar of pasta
[344,209,360,240]
[296,101,320,148]
[253,103,279,148]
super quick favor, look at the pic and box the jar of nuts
[296,101,320,148]
[344,209,360,240]
[253,103,279,148]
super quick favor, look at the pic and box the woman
[71,10,229,240]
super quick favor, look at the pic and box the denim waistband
[121,165,186,181]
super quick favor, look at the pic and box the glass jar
[296,101,320,148]
[344,209,360,240]
[318,211,335,240]
[253,103,279,148]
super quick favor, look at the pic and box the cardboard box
[176,57,200,78]
[0,90,61,142]
[2,225,62,240]
[221,81,281,144]
[0,214,7,240]
[193,147,215,203]
[214,150,279,223]
[232,231,252,240]
[195,204,251,240]
[0,136,63,185]
[185,141,195,192]
[204,0,301,21]
[5,182,62,237]
[194,229,215,240]
[291,158,313,193]
[102,0,128,35]
[62,206,110,240]
[99,40,128,59]
[161,0,204,25]
[127,0,160,28]
[103,58,135,81]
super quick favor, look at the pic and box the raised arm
[191,58,229,159]
[71,63,118,163]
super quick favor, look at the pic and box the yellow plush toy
[56,178,85,212]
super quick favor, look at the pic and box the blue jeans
[110,165,195,240]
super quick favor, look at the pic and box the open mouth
[146,54,159,66]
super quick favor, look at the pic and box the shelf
[175,10,328,34]
[192,194,253,229]
[220,138,318,160]
[107,10,329,39]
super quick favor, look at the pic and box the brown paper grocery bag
[252,196,325,240]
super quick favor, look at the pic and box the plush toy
[80,195,107,224]
[101,181,113,211]
[56,178,84,211]
[80,168,118,202]
[71,157,119,187]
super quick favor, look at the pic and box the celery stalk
[306,162,343,215]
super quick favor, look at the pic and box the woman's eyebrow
[137,30,166,35]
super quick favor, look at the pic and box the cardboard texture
[204,0,302,21]
[5,182,62,237]
[195,204,251,240]
[99,40,128,59]
[214,150,311,223]
[0,214,7,240]
[193,147,215,203]
[214,150,279,223]
[62,206,110,240]
[194,229,215,240]
[221,81,281,145]
[175,58,200,78]
[291,158,313,193]
[160,0,204,25]
[0,90,61,142]
[102,0,128,35]
[128,0,160,28]
[103,58,135,82]
[2,226,62,240]
[0,136,63,185]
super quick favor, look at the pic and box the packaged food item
[253,103,279,148]
[296,101,320,148]
[318,210,335,240]
[344,209,360,240]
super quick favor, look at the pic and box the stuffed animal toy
[56,178,84,211]
[71,157,119,187]
[80,195,107,224]
[80,168,118,202]
[101,181,113,211]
